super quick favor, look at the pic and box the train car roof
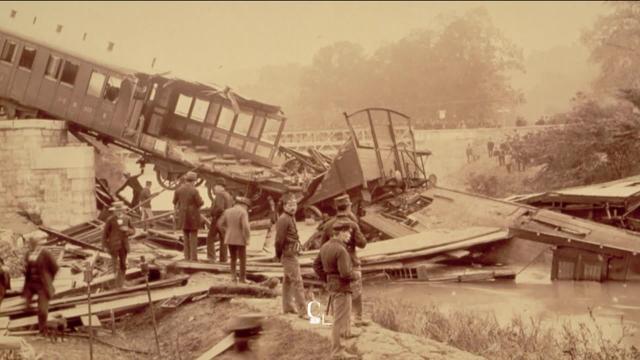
[0,26,283,116]
[0,25,142,77]
[153,75,284,116]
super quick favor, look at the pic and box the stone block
[0,120,14,129]
[66,167,94,179]
[31,146,94,169]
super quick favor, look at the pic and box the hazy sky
[0,2,606,85]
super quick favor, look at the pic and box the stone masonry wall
[0,120,96,228]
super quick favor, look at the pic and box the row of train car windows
[0,39,122,102]
[172,93,282,144]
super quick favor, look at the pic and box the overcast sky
[0,2,606,85]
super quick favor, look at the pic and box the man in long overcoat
[218,196,251,283]
[173,172,204,261]
[23,236,59,335]
[102,201,135,288]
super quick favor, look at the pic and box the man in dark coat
[115,169,144,210]
[313,219,357,360]
[321,194,368,327]
[174,171,205,261]
[23,236,59,335]
[207,181,233,263]
[102,201,135,288]
[275,198,308,318]
[0,258,10,309]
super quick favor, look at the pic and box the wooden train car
[0,26,299,214]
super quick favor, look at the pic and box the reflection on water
[366,264,640,346]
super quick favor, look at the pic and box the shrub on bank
[370,298,639,360]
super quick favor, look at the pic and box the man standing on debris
[139,180,154,232]
[275,198,308,319]
[173,172,205,261]
[487,139,495,158]
[102,201,135,288]
[207,181,233,263]
[218,196,251,283]
[322,194,368,327]
[23,235,59,335]
[115,169,144,210]
[314,220,358,360]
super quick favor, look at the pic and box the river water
[366,263,640,347]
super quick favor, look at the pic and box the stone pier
[0,120,96,228]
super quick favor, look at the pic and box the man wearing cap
[173,172,205,261]
[207,181,233,263]
[23,235,59,335]
[218,196,251,283]
[322,194,368,327]
[314,219,357,360]
[275,198,308,318]
[139,180,155,232]
[102,201,135,288]
[115,169,144,210]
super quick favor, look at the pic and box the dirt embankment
[26,273,483,360]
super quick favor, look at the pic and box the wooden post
[84,263,94,360]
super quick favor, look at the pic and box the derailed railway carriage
[0,25,435,219]
[0,26,294,214]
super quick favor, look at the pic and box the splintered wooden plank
[194,333,235,360]
[0,318,9,336]
[8,284,211,330]
[39,226,103,252]
[361,212,418,238]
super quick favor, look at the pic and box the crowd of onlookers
[466,133,534,174]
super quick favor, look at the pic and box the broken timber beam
[39,226,103,252]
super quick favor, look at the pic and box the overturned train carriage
[0,26,303,217]
[0,27,434,219]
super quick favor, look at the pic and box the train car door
[0,38,19,97]
[23,46,48,106]
[77,69,106,127]
[8,44,36,103]
[109,77,135,140]
[36,54,63,111]
[66,65,91,121]
[50,59,79,117]
[93,74,121,135]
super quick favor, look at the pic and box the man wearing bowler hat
[218,196,251,283]
[102,201,135,288]
[173,171,205,261]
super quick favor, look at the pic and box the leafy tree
[583,1,640,94]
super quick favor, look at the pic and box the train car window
[261,117,281,144]
[0,40,16,63]
[86,71,106,97]
[205,102,222,125]
[149,83,158,101]
[174,94,192,117]
[233,111,253,136]
[190,98,209,122]
[44,55,62,79]
[248,113,265,139]
[18,46,36,70]
[60,61,79,86]
[217,107,235,131]
[104,76,122,102]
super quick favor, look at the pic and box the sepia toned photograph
[0,1,638,359]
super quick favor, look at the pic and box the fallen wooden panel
[8,283,211,330]
[299,227,509,266]
[194,332,235,360]
[361,212,418,238]
[0,276,189,316]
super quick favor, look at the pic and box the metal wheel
[156,170,181,190]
